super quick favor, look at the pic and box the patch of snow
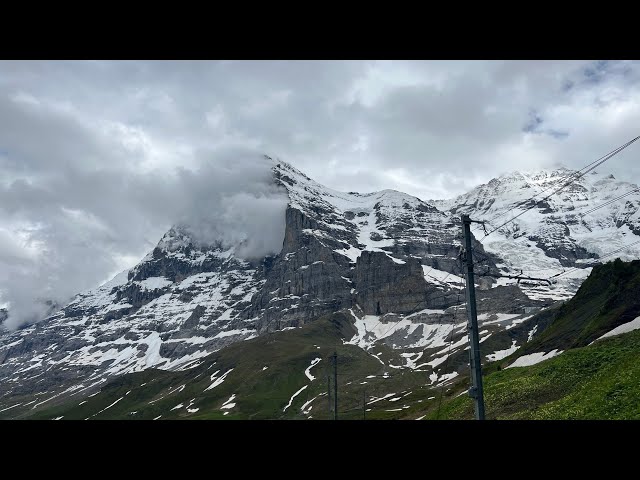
[214,328,254,339]
[86,396,124,419]
[527,324,538,342]
[304,357,322,381]
[222,394,236,407]
[301,395,319,413]
[506,349,563,368]
[430,371,459,385]
[367,393,395,404]
[479,313,523,326]
[136,276,173,290]
[505,315,534,330]
[401,352,424,369]
[204,368,234,391]
[422,265,464,287]
[595,316,640,341]
[0,403,22,413]
[334,245,362,263]
[283,385,308,412]
[486,340,519,362]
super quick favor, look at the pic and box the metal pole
[327,374,331,419]
[363,389,366,420]
[461,215,486,420]
[333,351,338,420]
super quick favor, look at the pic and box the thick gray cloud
[171,152,288,258]
[0,145,288,330]
[1,60,640,329]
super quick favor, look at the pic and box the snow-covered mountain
[1,159,640,415]
[439,168,640,300]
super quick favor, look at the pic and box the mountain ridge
[1,158,639,416]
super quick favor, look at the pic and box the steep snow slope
[438,168,640,300]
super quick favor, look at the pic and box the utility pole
[362,389,366,420]
[327,374,332,420]
[333,351,338,420]
[461,215,486,420]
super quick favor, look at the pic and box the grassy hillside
[431,328,640,419]
[17,260,640,421]
[25,312,445,420]
[429,260,640,420]
[509,259,640,358]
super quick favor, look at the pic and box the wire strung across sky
[474,233,640,285]
[548,238,640,281]
[463,135,640,286]
[468,135,640,241]
[578,188,640,217]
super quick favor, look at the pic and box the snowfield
[506,349,563,368]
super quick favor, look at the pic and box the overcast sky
[1,60,640,329]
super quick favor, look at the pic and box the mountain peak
[3,155,640,419]
[272,159,433,214]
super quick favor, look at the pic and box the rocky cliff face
[355,252,430,315]
[1,159,639,415]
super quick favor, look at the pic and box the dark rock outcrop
[355,252,431,315]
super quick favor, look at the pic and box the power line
[550,238,640,280]
[470,232,640,286]
[579,188,640,217]
[471,248,494,268]
[470,245,567,287]
[474,136,640,241]
[477,268,553,286]
[471,136,640,235]
[469,168,588,236]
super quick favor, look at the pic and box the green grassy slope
[26,312,443,420]
[430,328,640,419]
[509,259,640,358]
[430,260,640,419]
